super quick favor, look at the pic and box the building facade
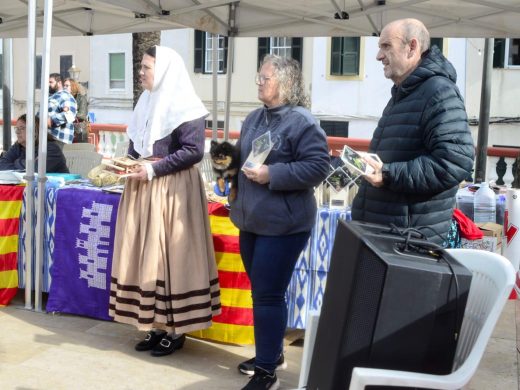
[1,32,519,147]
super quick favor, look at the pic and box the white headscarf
[127,46,209,157]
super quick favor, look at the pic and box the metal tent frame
[1,0,519,309]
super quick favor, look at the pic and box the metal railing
[2,120,519,186]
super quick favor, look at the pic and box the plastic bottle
[473,182,496,223]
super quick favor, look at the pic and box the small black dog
[209,140,239,201]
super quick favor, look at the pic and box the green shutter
[223,36,229,73]
[330,37,342,75]
[493,39,505,68]
[291,37,303,65]
[35,55,42,89]
[336,37,360,76]
[258,37,270,69]
[194,30,204,73]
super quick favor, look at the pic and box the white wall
[89,34,133,124]
[8,36,91,118]
[311,36,391,139]
[311,37,468,140]
[162,30,316,133]
[465,38,520,119]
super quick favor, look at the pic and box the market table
[14,183,349,342]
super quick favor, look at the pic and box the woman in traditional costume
[109,46,221,357]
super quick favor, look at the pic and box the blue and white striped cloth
[18,183,60,292]
[286,207,351,329]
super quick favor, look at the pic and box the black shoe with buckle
[134,330,167,352]
[241,367,280,390]
[150,334,186,357]
[238,354,287,376]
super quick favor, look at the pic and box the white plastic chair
[63,143,96,152]
[297,249,515,390]
[63,150,103,178]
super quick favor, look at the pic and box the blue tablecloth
[18,184,120,296]
[18,184,60,292]
[46,187,120,320]
[17,186,349,327]
[286,207,351,329]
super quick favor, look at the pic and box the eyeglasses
[15,126,26,134]
[255,74,274,85]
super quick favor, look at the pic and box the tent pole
[2,39,12,152]
[34,0,54,312]
[212,35,218,141]
[474,38,493,183]
[24,0,37,310]
[224,3,237,141]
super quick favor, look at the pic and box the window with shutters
[330,37,360,76]
[194,30,228,74]
[60,55,73,80]
[257,37,303,69]
[109,52,125,89]
[493,38,520,68]
[320,120,349,138]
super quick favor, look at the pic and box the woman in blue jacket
[230,55,330,390]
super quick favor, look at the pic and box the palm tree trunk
[132,32,160,108]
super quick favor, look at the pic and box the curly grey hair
[260,54,310,108]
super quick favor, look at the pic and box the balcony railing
[2,120,519,186]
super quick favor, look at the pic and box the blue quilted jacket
[230,104,330,236]
[351,46,475,244]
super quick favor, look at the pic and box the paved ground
[0,292,518,389]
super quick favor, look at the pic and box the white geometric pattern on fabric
[286,208,350,329]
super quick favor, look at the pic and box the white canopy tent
[1,0,519,310]
[2,0,519,38]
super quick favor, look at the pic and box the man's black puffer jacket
[351,46,475,244]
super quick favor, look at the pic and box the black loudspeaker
[306,220,473,390]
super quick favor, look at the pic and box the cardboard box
[461,237,498,253]
[477,222,503,249]
[461,222,503,254]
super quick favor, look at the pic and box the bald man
[351,18,475,245]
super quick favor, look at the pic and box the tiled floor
[0,293,517,389]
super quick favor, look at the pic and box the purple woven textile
[46,187,120,320]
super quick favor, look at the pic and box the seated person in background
[0,114,69,173]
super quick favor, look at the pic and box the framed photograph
[340,145,381,176]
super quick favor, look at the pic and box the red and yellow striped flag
[190,202,255,344]
[0,185,25,306]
